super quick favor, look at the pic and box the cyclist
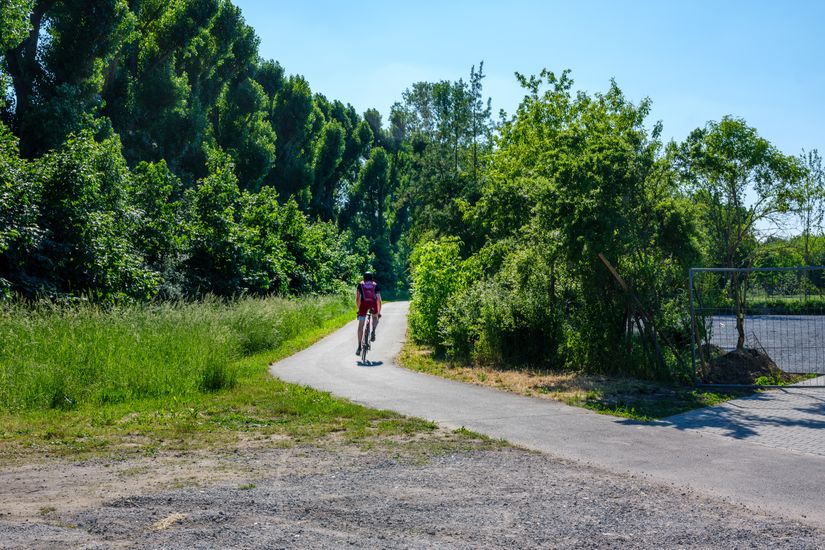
[356,271,381,356]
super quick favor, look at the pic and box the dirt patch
[701,348,796,385]
[0,427,475,524]
[151,513,188,531]
[2,443,824,548]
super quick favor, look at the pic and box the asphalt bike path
[271,302,825,528]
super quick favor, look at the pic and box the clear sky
[233,0,824,156]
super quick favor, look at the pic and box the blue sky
[233,0,824,156]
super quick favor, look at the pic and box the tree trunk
[733,271,746,350]
[804,228,811,303]
[5,0,53,157]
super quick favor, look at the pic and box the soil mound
[699,344,724,362]
[701,348,790,385]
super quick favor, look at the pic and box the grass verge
[398,343,751,421]
[0,295,356,410]
[0,297,498,464]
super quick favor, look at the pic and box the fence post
[689,268,697,386]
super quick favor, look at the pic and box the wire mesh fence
[690,267,825,387]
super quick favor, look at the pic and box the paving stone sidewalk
[661,388,825,457]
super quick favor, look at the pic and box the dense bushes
[0,127,370,302]
[0,124,38,298]
[408,238,476,345]
[440,245,565,366]
[34,131,161,301]
[409,73,700,381]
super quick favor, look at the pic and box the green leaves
[181,150,365,297]
[268,75,318,206]
[0,124,370,302]
[310,119,345,220]
[214,77,276,191]
[0,123,38,292]
[676,116,803,268]
[1,0,385,301]
[0,0,32,52]
[394,63,495,248]
[411,70,701,378]
[409,238,472,345]
[33,131,160,302]
[3,0,136,156]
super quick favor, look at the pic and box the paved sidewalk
[271,302,825,528]
[663,389,825,457]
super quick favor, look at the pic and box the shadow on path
[630,389,825,443]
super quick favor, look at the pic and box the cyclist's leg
[370,311,379,340]
[356,317,365,353]
[356,298,369,353]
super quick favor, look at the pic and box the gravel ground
[2,444,823,549]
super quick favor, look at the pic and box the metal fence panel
[690,267,825,388]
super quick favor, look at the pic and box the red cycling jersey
[357,280,380,317]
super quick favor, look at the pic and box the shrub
[0,123,40,298]
[441,254,565,368]
[409,238,475,345]
[31,131,160,302]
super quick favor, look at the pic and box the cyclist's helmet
[363,271,374,281]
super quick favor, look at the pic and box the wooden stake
[597,253,687,370]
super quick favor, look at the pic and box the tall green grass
[0,294,350,412]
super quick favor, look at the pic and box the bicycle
[360,309,372,363]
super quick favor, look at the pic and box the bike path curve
[271,301,825,528]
